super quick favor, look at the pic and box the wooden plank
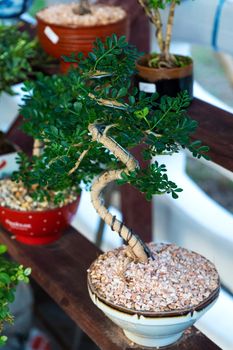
[121,144,152,243]
[8,99,233,173]
[121,98,233,242]
[0,227,220,350]
[189,98,233,172]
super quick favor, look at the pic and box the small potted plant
[0,244,31,346]
[0,24,80,245]
[4,36,219,346]
[0,25,39,179]
[36,0,129,73]
[0,24,38,96]
[135,0,193,98]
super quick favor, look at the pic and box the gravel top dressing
[0,179,77,211]
[37,4,126,28]
[89,243,219,313]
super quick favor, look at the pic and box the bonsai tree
[15,35,209,260]
[137,0,184,67]
[0,245,31,346]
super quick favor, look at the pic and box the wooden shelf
[2,97,230,349]
[189,99,233,172]
[0,227,220,350]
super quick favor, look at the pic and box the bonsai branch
[137,0,164,53]
[88,123,153,263]
[69,147,90,175]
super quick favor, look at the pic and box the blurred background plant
[0,245,31,346]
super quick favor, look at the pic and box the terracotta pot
[36,10,129,73]
[135,54,193,98]
[88,273,220,348]
[0,198,80,245]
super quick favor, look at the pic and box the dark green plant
[137,0,192,67]
[0,25,39,95]
[15,35,208,260]
[0,245,31,346]
[0,25,53,96]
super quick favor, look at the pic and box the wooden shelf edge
[0,226,220,350]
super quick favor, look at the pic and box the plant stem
[164,0,176,61]
[152,99,176,130]
[73,0,91,15]
[154,9,164,54]
[137,0,164,53]
[69,148,90,175]
[89,123,153,263]
[93,46,116,71]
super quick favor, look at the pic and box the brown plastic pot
[36,9,129,73]
[135,54,193,98]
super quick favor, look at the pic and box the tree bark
[88,123,153,262]
[137,0,164,53]
[164,0,176,61]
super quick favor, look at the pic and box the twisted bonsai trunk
[88,123,153,263]
[73,0,91,15]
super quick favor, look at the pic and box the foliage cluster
[147,0,181,9]
[15,35,209,203]
[0,25,38,95]
[138,0,190,67]
[0,245,31,346]
[0,24,53,96]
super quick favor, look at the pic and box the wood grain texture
[121,98,233,243]
[0,227,220,350]
[189,99,233,172]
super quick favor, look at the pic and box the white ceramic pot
[88,284,219,348]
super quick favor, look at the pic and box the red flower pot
[0,198,80,245]
[36,9,129,73]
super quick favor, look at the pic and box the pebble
[37,4,126,28]
[89,243,219,313]
[0,179,77,211]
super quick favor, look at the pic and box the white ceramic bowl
[88,283,219,348]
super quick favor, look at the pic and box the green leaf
[73,102,83,113]
[88,52,97,61]
[117,87,127,98]
[24,267,32,276]
[0,245,7,255]
[0,273,11,284]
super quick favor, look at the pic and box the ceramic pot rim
[36,6,127,30]
[0,196,80,215]
[87,270,220,318]
[136,54,193,81]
